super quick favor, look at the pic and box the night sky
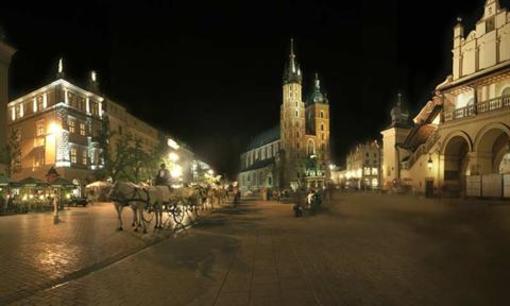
[0,0,506,178]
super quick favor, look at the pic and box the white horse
[107,181,150,233]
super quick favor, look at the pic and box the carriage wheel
[171,204,185,230]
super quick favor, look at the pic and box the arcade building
[382,0,510,198]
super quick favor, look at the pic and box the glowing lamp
[427,155,433,171]
[208,169,214,176]
[48,122,62,135]
[169,152,179,162]
[170,165,183,178]
[167,138,180,150]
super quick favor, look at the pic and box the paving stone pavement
[6,193,510,305]
[0,202,191,304]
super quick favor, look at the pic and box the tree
[0,128,21,177]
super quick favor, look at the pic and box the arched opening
[477,128,510,174]
[443,136,470,190]
[307,140,315,156]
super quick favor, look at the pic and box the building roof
[283,38,302,85]
[245,126,280,152]
[240,158,275,173]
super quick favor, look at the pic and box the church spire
[283,38,302,85]
[308,72,328,104]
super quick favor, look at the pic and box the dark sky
[0,0,505,178]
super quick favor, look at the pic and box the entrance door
[425,180,434,198]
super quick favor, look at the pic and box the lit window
[80,123,86,136]
[70,148,77,164]
[36,120,45,137]
[68,119,76,133]
[82,150,88,165]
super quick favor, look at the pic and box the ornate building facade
[239,40,331,192]
[382,0,510,198]
[7,65,105,184]
[5,59,207,186]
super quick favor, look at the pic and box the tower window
[320,111,324,118]
[296,111,298,117]
[486,17,495,32]
[321,124,324,131]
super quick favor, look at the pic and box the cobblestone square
[3,193,510,305]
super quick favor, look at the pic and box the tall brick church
[238,39,331,192]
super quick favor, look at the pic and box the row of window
[241,171,271,187]
[70,147,88,165]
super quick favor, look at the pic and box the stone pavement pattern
[0,203,177,304]
[7,193,510,305]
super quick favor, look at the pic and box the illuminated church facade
[238,40,331,192]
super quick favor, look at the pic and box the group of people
[293,188,323,217]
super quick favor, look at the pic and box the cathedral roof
[283,38,302,85]
[240,158,275,173]
[307,73,328,105]
[245,126,280,152]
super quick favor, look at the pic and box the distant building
[238,39,331,192]
[382,0,510,198]
[344,141,381,189]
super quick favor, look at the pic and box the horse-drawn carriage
[107,181,227,233]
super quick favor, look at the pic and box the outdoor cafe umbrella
[16,177,48,187]
[50,177,76,188]
[0,175,12,186]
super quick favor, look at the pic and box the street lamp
[48,122,62,135]
[427,154,433,171]
[169,152,179,162]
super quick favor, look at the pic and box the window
[118,125,123,135]
[68,119,76,133]
[296,111,298,117]
[36,120,45,137]
[321,124,324,131]
[37,96,44,112]
[82,150,88,165]
[70,147,77,164]
[486,17,495,32]
[80,123,86,136]
[320,111,324,118]
[33,151,44,168]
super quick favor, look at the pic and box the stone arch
[440,130,473,155]
[442,133,472,193]
[501,87,510,97]
[474,122,510,174]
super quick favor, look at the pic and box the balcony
[445,95,510,122]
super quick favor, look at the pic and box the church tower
[280,38,306,188]
[307,73,330,162]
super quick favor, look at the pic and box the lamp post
[427,154,433,172]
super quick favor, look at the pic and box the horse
[107,181,150,233]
